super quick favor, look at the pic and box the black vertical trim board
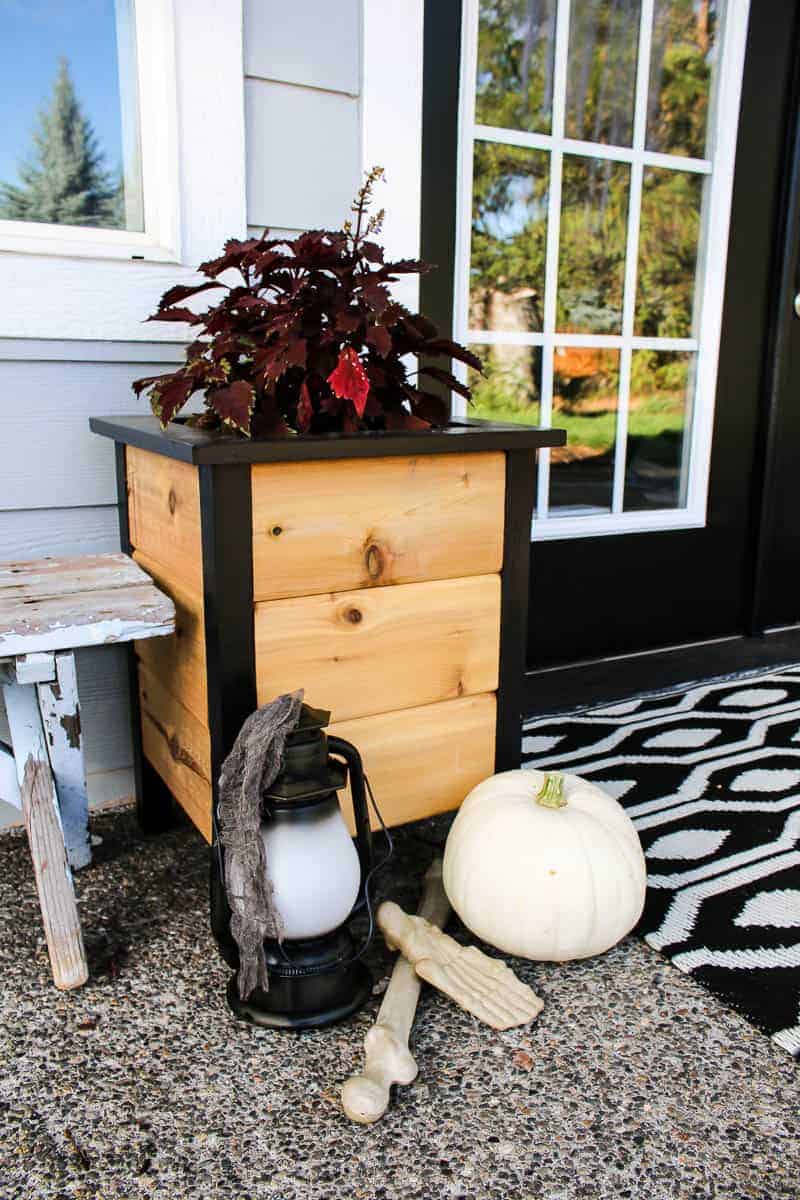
[419,0,464,415]
[113,442,145,820]
[747,4,800,633]
[198,464,258,803]
[495,450,538,770]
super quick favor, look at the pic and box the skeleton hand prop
[377,901,543,1031]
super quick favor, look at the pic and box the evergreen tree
[0,57,118,228]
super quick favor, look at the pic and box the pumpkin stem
[535,772,567,809]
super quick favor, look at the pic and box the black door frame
[420,0,800,715]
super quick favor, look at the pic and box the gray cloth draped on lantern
[217,689,305,1000]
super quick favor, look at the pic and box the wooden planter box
[92,416,563,841]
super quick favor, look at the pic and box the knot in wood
[167,487,177,516]
[345,607,363,625]
[270,525,283,538]
[365,542,384,581]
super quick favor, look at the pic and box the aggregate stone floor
[1,807,797,1200]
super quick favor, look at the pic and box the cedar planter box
[91,415,564,841]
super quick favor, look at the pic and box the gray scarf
[217,690,304,1000]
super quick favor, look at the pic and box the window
[0,0,178,261]
[454,0,750,539]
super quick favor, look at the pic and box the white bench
[0,554,175,990]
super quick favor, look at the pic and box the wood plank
[126,446,203,596]
[37,652,91,871]
[251,452,505,600]
[0,582,175,658]
[4,681,88,989]
[138,662,212,842]
[133,551,208,727]
[0,552,151,600]
[330,693,496,831]
[255,574,500,723]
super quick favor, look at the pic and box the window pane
[625,350,694,510]
[470,142,549,332]
[646,0,725,158]
[565,0,642,147]
[557,156,629,334]
[549,347,620,514]
[634,167,703,337]
[475,0,557,134]
[467,343,543,425]
[0,0,143,231]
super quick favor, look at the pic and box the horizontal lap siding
[243,0,362,231]
[0,350,185,827]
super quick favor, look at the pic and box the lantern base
[224,930,374,1030]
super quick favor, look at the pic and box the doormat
[522,667,800,1058]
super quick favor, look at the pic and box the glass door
[454,0,749,542]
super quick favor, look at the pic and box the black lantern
[211,707,379,1029]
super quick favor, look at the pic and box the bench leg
[36,652,91,870]
[3,681,89,990]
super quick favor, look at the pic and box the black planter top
[90,414,565,465]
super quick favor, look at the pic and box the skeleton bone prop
[378,903,543,1030]
[341,858,451,1125]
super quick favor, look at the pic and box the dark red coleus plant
[133,167,482,437]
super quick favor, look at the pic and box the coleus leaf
[146,307,202,325]
[366,324,391,357]
[297,379,314,433]
[150,376,194,428]
[425,339,485,373]
[385,407,431,431]
[417,365,472,399]
[361,241,384,264]
[158,281,222,309]
[206,380,255,435]
[327,346,370,417]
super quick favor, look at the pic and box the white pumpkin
[442,769,646,962]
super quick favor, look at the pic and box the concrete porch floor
[0,807,797,1200]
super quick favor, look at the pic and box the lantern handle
[327,734,374,880]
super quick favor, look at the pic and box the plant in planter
[133,167,481,437]
[91,168,563,879]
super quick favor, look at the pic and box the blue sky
[0,0,125,185]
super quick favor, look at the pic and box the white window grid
[453,0,751,541]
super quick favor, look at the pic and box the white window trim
[0,0,181,263]
[454,0,751,542]
[0,0,247,342]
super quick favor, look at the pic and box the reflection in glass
[557,156,629,334]
[0,0,143,231]
[624,351,694,510]
[467,344,543,425]
[635,167,703,337]
[475,0,557,134]
[647,0,724,159]
[470,142,549,332]
[549,347,620,514]
[565,0,641,147]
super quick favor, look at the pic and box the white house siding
[243,0,362,236]
[0,0,424,828]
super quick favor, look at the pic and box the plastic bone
[377,902,544,1031]
[341,859,451,1124]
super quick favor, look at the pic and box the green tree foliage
[0,58,120,228]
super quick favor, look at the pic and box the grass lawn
[470,392,686,453]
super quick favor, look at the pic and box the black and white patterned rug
[522,668,800,1058]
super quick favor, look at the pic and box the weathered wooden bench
[0,554,175,990]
